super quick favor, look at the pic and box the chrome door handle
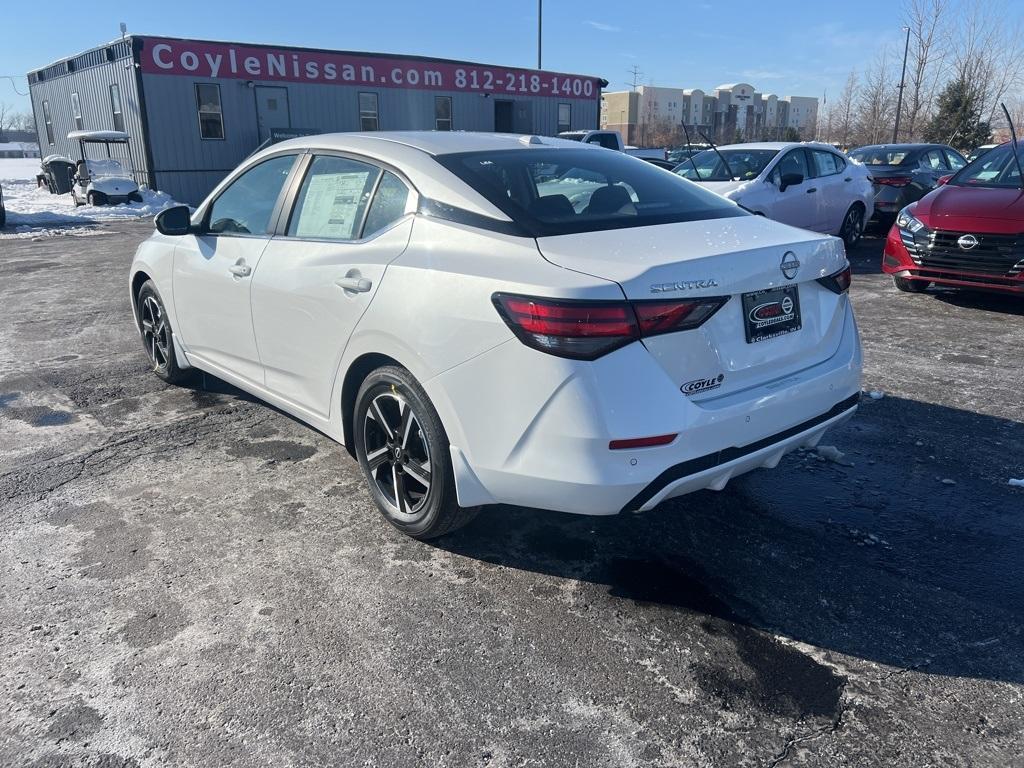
[335,276,372,293]
[228,262,251,278]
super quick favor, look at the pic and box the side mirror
[780,172,803,192]
[937,174,952,186]
[155,205,194,236]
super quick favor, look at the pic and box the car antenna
[1000,102,1024,191]
[680,122,703,181]
[698,129,736,180]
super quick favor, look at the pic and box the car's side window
[287,155,381,241]
[945,150,966,171]
[920,149,947,170]
[773,150,809,183]
[812,150,843,177]
[362,171,411,237]
[207,155,296,235]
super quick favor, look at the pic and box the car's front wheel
[893,276,930,293]
[840,204,865,248]
[354,366,479,539]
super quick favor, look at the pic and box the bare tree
[855,51,899,145]
[832,71,859,148]
[901,0,949,139]
[0,102,13,134]
[947,0,1024,126]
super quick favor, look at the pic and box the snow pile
[1,157,177,236]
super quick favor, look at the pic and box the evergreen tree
[924,77,990,148]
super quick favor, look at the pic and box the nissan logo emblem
[957,234,979,250]
[780,251,800,280]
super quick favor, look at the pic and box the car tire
[136,280,193,384]
[893,276,930,293]
[840,204,865,248]
[130,192,143,204]
[354,366,479,540]
[87,191,107,206]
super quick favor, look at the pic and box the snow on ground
[1,157,176,238]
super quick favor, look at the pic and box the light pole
[893,25,910,143]
[537,0,543,70]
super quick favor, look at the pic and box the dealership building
[27,36,604,203]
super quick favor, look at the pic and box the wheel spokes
[362,390,433,517]
[403,460,431,492]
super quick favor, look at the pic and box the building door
[494,100,514,132]
[255,86,290,142]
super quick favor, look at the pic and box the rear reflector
[492,293,729,360]
[874,176,912,187]
[609,433,677,450]
[816,265,853,294]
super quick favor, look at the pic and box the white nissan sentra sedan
[673,142,874,247]
[130,132,862,539]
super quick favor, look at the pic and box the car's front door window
[773,150,810,184]
[206,154,296,235]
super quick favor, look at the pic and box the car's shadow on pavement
[927,288,1024,317]
[430,394,1024,686]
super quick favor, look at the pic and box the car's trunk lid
[535,215,851,400]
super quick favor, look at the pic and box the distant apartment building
[600,82,819,146]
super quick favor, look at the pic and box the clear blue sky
[1,0,904,114]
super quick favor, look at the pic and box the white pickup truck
[556,130,666,161]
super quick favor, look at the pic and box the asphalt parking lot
[1,220,1022,767]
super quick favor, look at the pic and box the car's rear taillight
[492,293,728,360]
[874,176,912,187]
[816,265,852,294]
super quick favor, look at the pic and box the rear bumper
[882,225,1024,294]
[621,393,858,512]
[427,301,862,516]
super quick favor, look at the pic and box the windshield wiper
[680,123,703,181]
[699,130,736,180]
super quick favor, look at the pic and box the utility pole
[893,25,910,143]
[627,65,642,92]
[537,0,543,70]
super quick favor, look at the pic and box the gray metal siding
[140,73,598,204]
[27,53,148,186]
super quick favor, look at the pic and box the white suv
[674,142,874,246]
[130,132,862,539]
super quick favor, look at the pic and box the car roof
[243,131,605,224]
[711,142,838,152]
[272,130,592,157]
[851,143,943,151]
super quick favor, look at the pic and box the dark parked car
[849,143,967,225]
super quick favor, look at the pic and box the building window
[42,100,54,144]
[109,84,125,132]
[435,96,452,131]
[359,92,379,131]
[195,83,224,140]
[71,92,83,131]
[557,103,571,133]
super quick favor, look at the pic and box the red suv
[882,141,1023,295]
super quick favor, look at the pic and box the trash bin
[41,156,75,195]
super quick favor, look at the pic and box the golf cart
[67,130,143,206]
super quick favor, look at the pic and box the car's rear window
[849,147,913,166]
[435,148,746,236]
